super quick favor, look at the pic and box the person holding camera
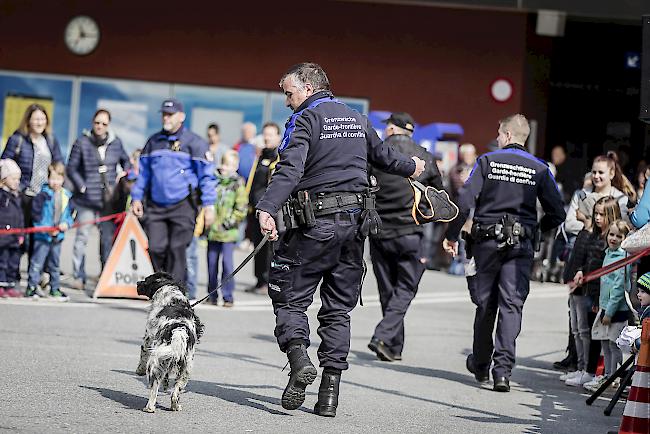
[67,109,131,289]
[443,114,565,392]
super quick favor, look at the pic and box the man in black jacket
[256,63,425,417]
[245,122,281,294]
[368,112,443,362]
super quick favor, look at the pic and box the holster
[471,214,534,252]
[282,189,379,237]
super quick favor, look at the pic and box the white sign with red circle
[490,78,513,103]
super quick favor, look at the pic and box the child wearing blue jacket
[588,219,631,391]
[26,162,75,300]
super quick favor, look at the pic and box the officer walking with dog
[256,63,425,417]
[131,98,216,287]
[367,112,443,362]
[443,114,565,392]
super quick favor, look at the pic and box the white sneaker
[565,371,593,386]
[559,370,581,381]
[583,375,607,392]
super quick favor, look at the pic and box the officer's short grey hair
[499,114,530,145]
[280,62,331,92]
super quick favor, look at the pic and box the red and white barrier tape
[0,212,126,235]
[582,247,650,284]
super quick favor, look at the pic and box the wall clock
[64,15,100,55]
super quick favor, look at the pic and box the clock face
[64,15,100,55]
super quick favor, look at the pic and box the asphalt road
[0,238,626,433]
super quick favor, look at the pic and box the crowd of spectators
[0,102,283,304]
[2,101,650,330]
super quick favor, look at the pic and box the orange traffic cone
[620,318,650,434]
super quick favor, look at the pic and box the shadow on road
[187,380,297,416]
[110,368,304,416]
[79,385,145,411]
[349,349,477,387]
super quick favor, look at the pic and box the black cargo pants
[268,211,364,371]
[470,239,533,379]
[144,197,197,287]
[369,233,425,356]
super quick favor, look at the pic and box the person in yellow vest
[245,122,281,294]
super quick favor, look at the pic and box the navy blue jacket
[131,126,217,207]
[66,131,131,211]
[0,188,24,248]
[256,91,416,215]
[1,131,63,193]
[446,143,566,241]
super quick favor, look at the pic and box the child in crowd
[26,162,75,300]
[634,272,650,352]
[206,150,248,307]
[0,159,24,298]
[563,196,622,387]
[584,220,631,392]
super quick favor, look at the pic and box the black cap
[382,112,415,132]
[160,98,184,114]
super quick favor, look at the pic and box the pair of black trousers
[144,197,196,286]
[369,233,425,356]
[469,239,533,379]
[268,212,363,371]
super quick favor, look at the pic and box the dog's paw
[143,406,156,413]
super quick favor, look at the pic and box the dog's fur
[136,272,204,413]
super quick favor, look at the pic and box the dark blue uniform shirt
[132,126,217,207]
[256,91,416,215]
[446,143,566,241]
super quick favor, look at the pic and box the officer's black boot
[281,341,317,410]
[314,368,341,417]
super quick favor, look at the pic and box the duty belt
[471,214,537,252]
[283,190,372,229]
[471,222,534,241]
[312,192,364,216]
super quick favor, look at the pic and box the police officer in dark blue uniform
[443,114,565,392]
[367,112,443,362]
[131,99,216,285]
[256,63,425,417]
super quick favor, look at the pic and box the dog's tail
[147,326,191,385]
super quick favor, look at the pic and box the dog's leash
[190,232,271,308]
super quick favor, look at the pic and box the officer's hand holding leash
[258,210,279,241]
[410,156,426,178]
[132,200,144,218]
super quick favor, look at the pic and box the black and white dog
[135,272,204,413]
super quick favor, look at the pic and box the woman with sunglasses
[66,109,131,290]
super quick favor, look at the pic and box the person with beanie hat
[0,159,24,297]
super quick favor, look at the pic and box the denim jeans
[207,241,235,302]
[186,236,198,299]
[569,294,592,371]
[71,205,115,281]
[29,240,61,291]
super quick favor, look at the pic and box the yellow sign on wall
[1,95,54,151]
